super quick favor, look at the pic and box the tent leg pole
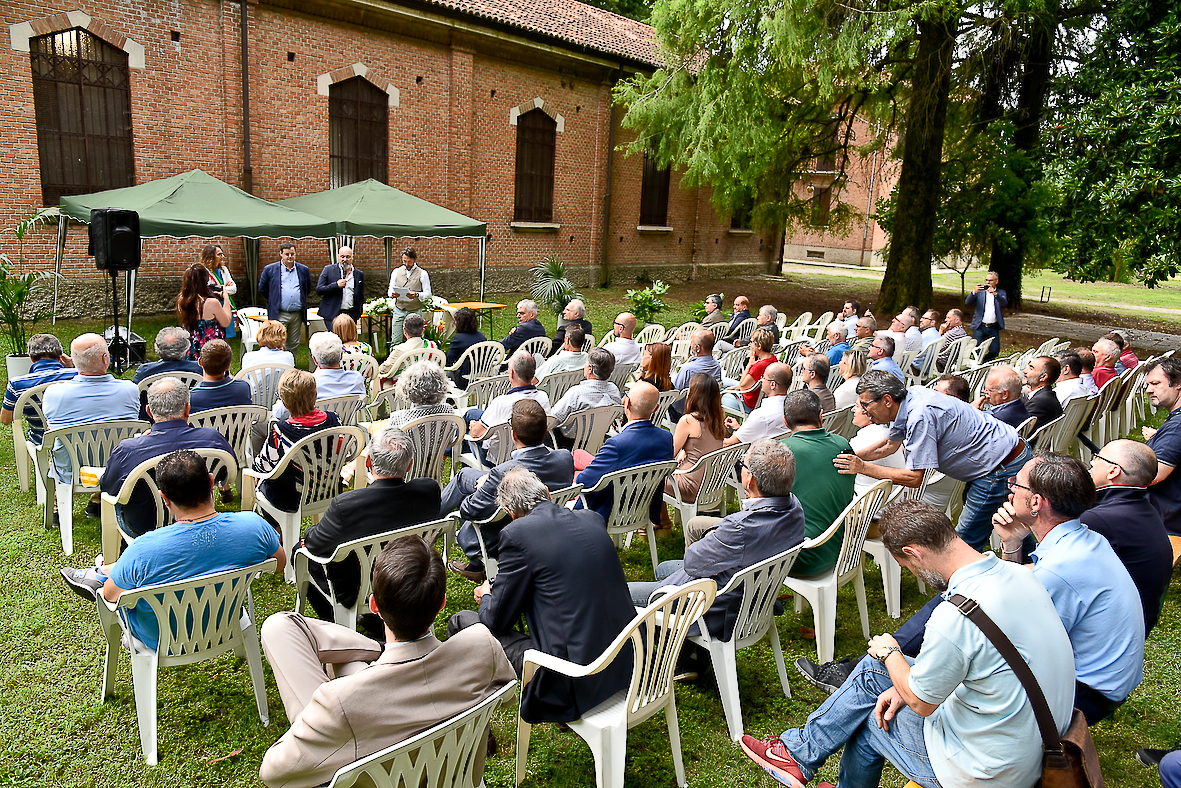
[479,236,486,303]
[53,217,69,324]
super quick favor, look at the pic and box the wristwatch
[875,645,902,664]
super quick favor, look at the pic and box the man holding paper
[387,247,432,345]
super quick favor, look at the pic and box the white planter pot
[6,354,32,381]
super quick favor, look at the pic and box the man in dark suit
[448,467,636,724]
[258,241,312,353]
[549,299,592,356]
[444,400,575,582]
[315,245,365,323]
[974,364,1029,429]
[576,381,674,524]
[501,299,547,355]
[964,269,1006,361]
[299,425,441,633]
[1023,355,1064,429]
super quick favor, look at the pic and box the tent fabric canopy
[278,179,486,238]
[58,169,337,239]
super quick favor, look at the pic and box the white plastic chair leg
[279,514,299,584]
[666,697,687,787]
[240,614,270,726]
[55,480,74,556]
[515,719,532,785]
[708,641,744,741]
[646,522,660,577]
[101,633,120,702]
[14,436,29,492]
[129,651,160,765]
[815,585,837,664]
[853,569,870,639]
[586,722,628,788]
[767,623,792,700]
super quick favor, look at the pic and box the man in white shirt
[724,362,791,445]
[274,332,366,420]
[465,351,551,463]
[602,312,641,366]
[536,325,588,378]
[891,312,923,353]
[386,246,432,345]
[1054,350,1090,406]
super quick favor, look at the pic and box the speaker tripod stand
[106,269,131,375]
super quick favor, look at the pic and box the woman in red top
[722,327,776,414]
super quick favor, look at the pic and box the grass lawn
[1,283,1178,787]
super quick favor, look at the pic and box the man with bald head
[576,381,673,524]
[1083,439,1172,635]
[974,365,1029,428]
[724,362,791,445]
[602,312,640,366]
[673,330,723,390]
[316,245,365,323]
[1023,355,1063,427]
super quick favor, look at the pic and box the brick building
[2,0,779,318]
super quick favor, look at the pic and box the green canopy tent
[54,169,338,329]
[278,179,489,300]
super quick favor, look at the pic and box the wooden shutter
[329,76,389,188]
[514,109,556,222]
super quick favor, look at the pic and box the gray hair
[496,467,551,517]
[1105,439,1157,486]
[27,333,63,360]
[403,314,426,338]
[857,370,907,403]
[827,321,848,340]
[509,350,537,382]
[705,294,723,308]
[1093,338,1119,363]
[71,334,109,374]
[745,439,796,497]
[309,331,344,368]
[587,347,616,381]
[396,360,449,406]
[146,376,190,420]
[370,426,413,477]
[518,299,539,316]
[806,353,830,384]
[567,299,586,318]
[988,365,1022,398]
[759,305,778,322]
[155,327,192,361]
[875,334,896,357]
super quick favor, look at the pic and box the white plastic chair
[242,426,366,582]
[663,443,747,525]
[459,420,515,472]
[236,363,295,411]
[821,406,855,440]
[517,335,552,360]
[340,353,379,384]
[652,388,685,430]
[294,516,456,630]
[11,381,54,498]
[188,405,269,491]
[135,371,203,395]
[328,679,517,788]
[662,322,705,343]
[719,348,750,380]
[635,324,665,345]
[865,471,933,618]
[97,557,276,765]
[552,405,626,455]
[580,460,678,576]
[514,578,716,788]
[458,373,510,413]
[785,479,892,663]
[318,394,368,427]
[444,341,505,384]
[37,419,151,555]
[236,307,267,353]
[99,448,239,563]
[686,546,803,741]
[723,317,758,347]
[401,414,465,484]
[536,368,584,403]
[608,363,639,393]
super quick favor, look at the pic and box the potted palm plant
[0,210,57,380]
[531,255,582,322]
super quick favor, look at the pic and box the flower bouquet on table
[362,297,394,317]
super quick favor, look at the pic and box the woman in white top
[200,244,238,338]
[848,405,904,497]
[241,320,296,368]
[833,348,867,411]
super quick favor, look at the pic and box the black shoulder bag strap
[946,594,1069,767]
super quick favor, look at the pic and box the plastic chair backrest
[635,324,665,345]
[325,680,518,788]
[778,339,809,367]
[1015,416,1038,440]
[1029,414,1066,451]
[652,388,684,428]
[536,368,584,403]
[714,546,804,647]
[463,374,510,411]
[109,448,239,533]
[236,363,295,410]
[449,342,505,382]
[832,480,893,578]
[236,307,266,347]
[720,348,749,380]
[474,420,516,468]
[401,414,465,482]
[340,353,379,382]
[821,406,854,439]
[726,317,759,345]
[12,380,53,445]
[518,336,552,360]
[608,362,639,393]
[554,405,626,455]
[549,483,583,508]
[663,322,704,343]
[269,427,365,511]
[137,371,203,393]
[588,460,679,537]
[189,405,269,470]
[686,443,749,513]
[388,347,447,379]
[318,394,367,427]
[42,419,151,488]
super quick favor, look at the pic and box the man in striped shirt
[1,333,78,443]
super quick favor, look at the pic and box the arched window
[329,76,389,187]
[514,109,556,222]
[30,27,135,205]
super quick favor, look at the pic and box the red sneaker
[739,734,808,787]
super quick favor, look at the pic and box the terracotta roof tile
[424,0,661,67]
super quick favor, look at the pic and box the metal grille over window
[514,109,556,222]
[30,28,135,206]
[329,76,389,188]
[639,148,670,226]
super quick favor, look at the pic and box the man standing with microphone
[316,245,365,324]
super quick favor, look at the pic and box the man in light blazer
[259,537,514,788]
[443,400,575,582]
[315,245,366,323]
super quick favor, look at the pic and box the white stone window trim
[10,10,145,68]
[508,97,565,133]
[316,63,400,108]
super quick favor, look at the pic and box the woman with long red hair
[177,263,232,361]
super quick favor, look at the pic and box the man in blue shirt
[190,339,253,413]
[867,335,904,382]
[1,333,77,443]
[1144,357,1181,535]
[258,241,311,354]
[669,329,724,421]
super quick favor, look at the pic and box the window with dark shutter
[514,109,556,222]
[731,200,753,230]
[812,186,832,226]
[639,148,670,226]
[329,76,388,188]
[30,28,135,206]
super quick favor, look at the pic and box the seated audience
[549,299,592,356]
[100,377,234,535]
[465,351,551,464]
[665,374,726,512]
[868,334,904,381]
[602,312,641,365]
[444,400,575,582]
[715,295,753,353]
[332,313,372,357]
[932,373,970,401]
[576,381,673,524]
[190,339,253,413]
[242,320,295,369]
[377,314,439,381]
[674,329,723,390]
[839,299,860,332]
[630,439,806,642]
[722,328,777,414]
[536,325,587,378]
[701,293,726,326]
[848,403,904,497]
[274,332,365,420]
[749,499,1075,788]
[1,333,77,441]
[1023,355,1063,427]
[1144,358,1181,535]
[1054,351,1089,405]
[1091,336,1120,388]
[131,326,201,384]
[852,314,876,346]
[832,349,866,411]
[639,341,673,392]
[252,369,343,517]
[724,363,791,445]
[386,361,455,429]
[444,307,488,389]
[499,299,546,355]
[1104,330,1138,372]
[974,364,1030,428]
[1085,439,1172,635]
[1074,346,1100,395]
[800,322,849,369]
[298,426,441,632]
[801,353,837,413]
[260,537,512,788]
[919,309,941,348]
[934,309,967,371]
[890,311,922,352]
[549,347,621,446]
[781,391,855,578]
[448,468,636,724]
[740,305,780,348]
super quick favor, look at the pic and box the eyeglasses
[857,398,879,413]
[1094,454,1126,474]
[735,458,748,474]
[614,321,625,328]
[1007,477,1032,492]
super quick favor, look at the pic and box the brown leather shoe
[448,560,486,583]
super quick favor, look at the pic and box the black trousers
[448,609,532,677]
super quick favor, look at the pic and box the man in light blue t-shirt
[63,450,284,651]
[740,500,1075,788]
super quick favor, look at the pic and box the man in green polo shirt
[781,389,855,577]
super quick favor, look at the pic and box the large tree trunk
[878,15,958,314]
[988,9,1055,309]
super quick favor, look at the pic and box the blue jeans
[956,441,1033,550]
[721,391,751,415]
[462,407,487,465]
[780,657,940,788]
[628,560,682,606]
[972,325,1001,362]
[1162,750,1181,788]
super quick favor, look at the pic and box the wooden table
[446,301,506,335]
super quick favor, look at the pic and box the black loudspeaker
[89,208,141,271]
